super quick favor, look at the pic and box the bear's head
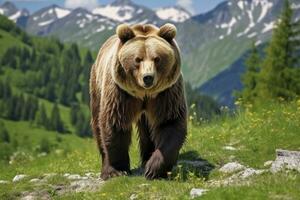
[114,23,181,98]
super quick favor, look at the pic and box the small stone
[85,172,95,177]
[63,173,70,177]
[223,146,237,151]
[0,180,9,184]
[70,178,104,192]
[37,152,47,157]
[238,168,265,179]
[264,160,273,167]
[13,174,27,182]
[139,183,150,187]
[190,188,208,199]
[67,174,81,180]
[130,194,138,200]
[219,162,245,173]
[29,178,40,183]
[43,173,57,179]
[271,149,300,173]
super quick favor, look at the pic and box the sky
[0,0,225,15]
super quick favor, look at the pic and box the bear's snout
[143,74,154,88]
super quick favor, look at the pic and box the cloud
[65,0,99,10]
[176,0,195,14]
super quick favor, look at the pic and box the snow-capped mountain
[92,0,163,25]
[177,0,300,87]
[0,1,29,27]
[26,5,71,35]
[155,6,191,23]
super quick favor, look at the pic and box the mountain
[0,1,29,27]
[25,5,70,35]
[177,0,300,87]
[155,6,191,23]
[92,0,164,25]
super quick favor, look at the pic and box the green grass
[0,100,300,199]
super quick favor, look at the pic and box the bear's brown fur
[90,23,187,180]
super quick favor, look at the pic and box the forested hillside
[0,14,93,137]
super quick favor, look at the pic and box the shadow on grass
[176,150,215,180]
[131,150,214,181]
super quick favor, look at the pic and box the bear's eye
[154,57,160,63]
[135,57,143,63]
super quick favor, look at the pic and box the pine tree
[35,103,49,128]
[239,42,261,102]
[257,0,299,100]
[82,51,93,104]
[0,121,10,143]
[50,103,64,133]
[70,103,80,125]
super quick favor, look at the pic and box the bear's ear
[158,23,177,42]
[116,24,135,43]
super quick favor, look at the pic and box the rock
[210,168,266,187]
[264,160,273,167]
[0,180,9,184]
[70,178,104,192]
[13,174,27,182]
[29,178,40,183]
[85,172,95,177]
[67,174,81,180]
[43,173,57,179]
[21,190,50,200]
[130,194,138,200]
[237,168,266,179]
[219,162,246,173]
[37,152,47,157]
[63,173,70,177]
[190,188,208,199]
[223,146,237,151]
[270,149,300,173]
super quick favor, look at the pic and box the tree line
[239,0,300,104]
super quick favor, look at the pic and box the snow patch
[291,3,300,10]
[220,17,237,35]
[95,26,105,33]
[247,32,257,38]
[38,19,54,26]
[156,7,190,22]
[0,8,4,15]
[137,8,143,14]
[55,7,70,18]
[219,35,224,40]
[8,11,22,22]
[262,21,276,33]
[92,5,134,22]
[257,1,273,23]
[255,40,262,46]
[237,1,244,10]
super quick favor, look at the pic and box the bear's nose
[143,75,154,87]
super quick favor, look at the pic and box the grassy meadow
[1,100,300,199]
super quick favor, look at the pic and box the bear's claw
[100,166,127,180]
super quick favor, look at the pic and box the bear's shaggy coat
[90,23,187,180]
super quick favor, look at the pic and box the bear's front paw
[100,166,127,180]
[145,149,164,180]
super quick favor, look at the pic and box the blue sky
[0,0,225,15]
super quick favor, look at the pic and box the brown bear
[89,23,187,180]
